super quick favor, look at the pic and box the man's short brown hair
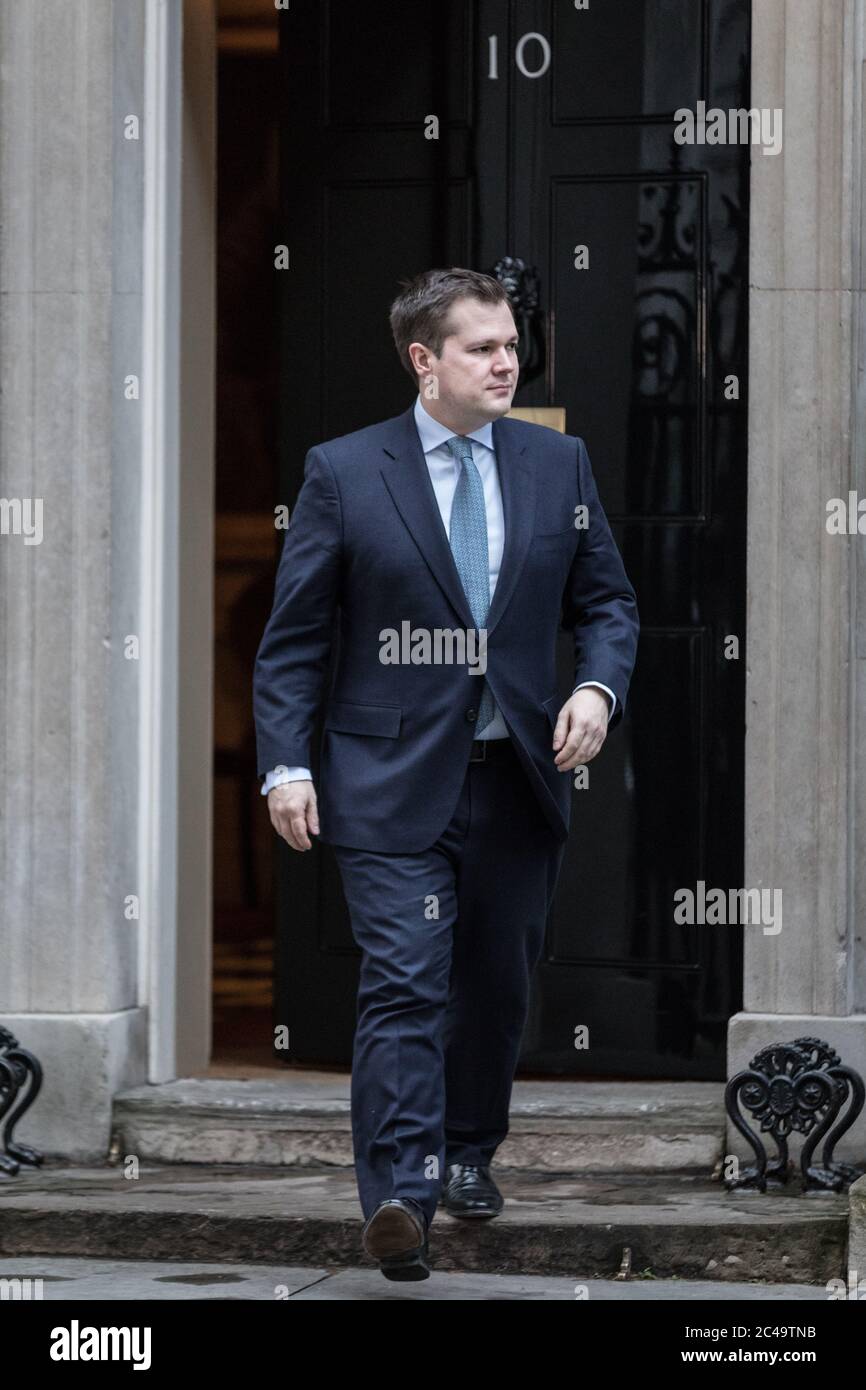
[389,267,511,382]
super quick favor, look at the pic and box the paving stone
[0,1255,833,1301]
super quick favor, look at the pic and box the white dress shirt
[261,394,615,793]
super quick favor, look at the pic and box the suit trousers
[331,737,566,1227]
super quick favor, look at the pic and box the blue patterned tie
[445,435,496,733]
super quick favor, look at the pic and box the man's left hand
[551,688,610,771]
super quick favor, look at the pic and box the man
[253,267,639,1281]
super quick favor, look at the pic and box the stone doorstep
[847,1173,866,1286]
[0,1163,848,1287]
[110,1076,725,1172]
[111,1115,722,1172]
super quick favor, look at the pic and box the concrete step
[111,1075,726,1173]
[0,1162,847,1286]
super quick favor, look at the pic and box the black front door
[274,0,749,1078]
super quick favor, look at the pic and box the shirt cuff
[572,681,616,717]
[261,765,314,795]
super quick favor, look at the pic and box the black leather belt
[468,738,514,762]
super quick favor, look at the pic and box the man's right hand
[267,780,320,852]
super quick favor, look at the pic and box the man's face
[411,296,519,427]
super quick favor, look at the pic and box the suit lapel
[486,414,537,637]
[379,406,475,631]
[379,404,537,640]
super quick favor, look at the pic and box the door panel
[274,0,749,1078]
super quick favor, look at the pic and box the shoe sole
[442,1203,503,1219]
[379,1252,430,1282]
[362,1203,431,1281]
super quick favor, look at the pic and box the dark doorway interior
[211,0,282,1069]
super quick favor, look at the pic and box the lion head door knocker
[488,256,545,388]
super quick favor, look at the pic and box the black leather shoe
[361,1198,431,1281]
[441,1163,504,1218]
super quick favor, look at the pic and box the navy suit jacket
[253,402,639,852]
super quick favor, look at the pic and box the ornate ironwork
[0,1025,44,1177]
[724,1036,865,1193]
[487,256,545,386]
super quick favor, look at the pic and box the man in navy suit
[253,267,639,1281]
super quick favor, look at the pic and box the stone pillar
[728,0,866,1162]
[0,0,216,1156]
[0,0,158,1159]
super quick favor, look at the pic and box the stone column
[1,0,216,1157]
[728,0,866,1163]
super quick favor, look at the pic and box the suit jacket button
[466,708,477,722]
